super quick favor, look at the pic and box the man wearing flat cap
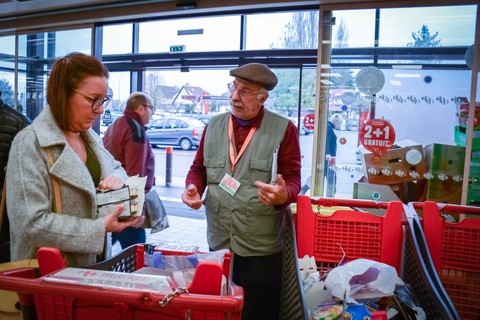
[182,62,301,319]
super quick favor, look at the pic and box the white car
[147,116,205,150]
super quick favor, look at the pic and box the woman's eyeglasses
[74,89,111,110]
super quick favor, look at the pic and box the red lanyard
[228,116,256,174]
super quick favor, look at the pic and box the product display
[424,143,465,204]
[454,98,480,206]
[360,142,426,185]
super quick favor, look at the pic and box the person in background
[182,63,301,320]
[6,52,140,267]
[325,119,338,196]
[0,91,31,263]
[103,92,155,249]
[300,119,337,196]
[330,113,344,130]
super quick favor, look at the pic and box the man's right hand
[182,184,203,210]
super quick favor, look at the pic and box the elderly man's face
[229,79,267,120]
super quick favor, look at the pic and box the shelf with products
[455,98,480,206]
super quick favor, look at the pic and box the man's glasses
[227,82,261,98]
[144,105,156,114]
[74,89,111,111]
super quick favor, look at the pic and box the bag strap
[0,147,63,235]
[45,147,62,214]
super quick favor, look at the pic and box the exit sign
[170,45,185,53]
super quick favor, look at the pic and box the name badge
[219,173,241,196]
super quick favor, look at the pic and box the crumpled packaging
[324,258,404,304]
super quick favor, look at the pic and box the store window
[0,35,19,111]
[330,10,376,48]
[103,24,133,54]
[311,5,478,205]
[98,71,131,131]
[379,6,476,47]
[6,28,93,120]
[138,16,241,53]
[245,11,318,49]
[137,67,318,186]
[53,29,92,57]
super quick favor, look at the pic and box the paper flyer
[44,267,175,293]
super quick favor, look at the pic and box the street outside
[151,129,363,220]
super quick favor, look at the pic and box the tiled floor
[147,215,209,251]
[112,215,208,255]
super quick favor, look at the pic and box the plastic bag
[145,249,229,271]
[324,258,403,304]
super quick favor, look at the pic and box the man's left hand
[254,174,288,206]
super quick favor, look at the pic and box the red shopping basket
[413,201,480,320]
[295,196,404,275]
[0,244,243,320]
[295,196,458,319]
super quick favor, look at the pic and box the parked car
[146,116,205,150]
[189,113,216,125]
[102,109,113,126]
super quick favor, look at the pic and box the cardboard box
[360,140,426,185]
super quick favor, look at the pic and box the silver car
[146,116,205,150]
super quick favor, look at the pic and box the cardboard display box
[360,141,426,185]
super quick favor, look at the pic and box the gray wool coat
[6,107,127,267]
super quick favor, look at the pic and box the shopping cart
[0,244,243,320]
[410,201,480,320]
[295,195,458,319]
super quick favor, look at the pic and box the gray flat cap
[229,63,278,91]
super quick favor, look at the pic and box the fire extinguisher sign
[360,118,396,153]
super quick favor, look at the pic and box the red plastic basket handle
[307,196,391,210]
[37,247,67,276]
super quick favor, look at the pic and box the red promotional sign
[359,118,396,153]
[303,114,315,131]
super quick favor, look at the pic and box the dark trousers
[232,251,283,320]
[112,227,146,249]
[0,242,10,263]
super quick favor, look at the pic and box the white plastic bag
[324,258,403,304]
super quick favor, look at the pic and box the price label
[359,118,395,153]
[303,114,315,130]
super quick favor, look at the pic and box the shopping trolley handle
[307,195,392,209]
[37,247,67,276]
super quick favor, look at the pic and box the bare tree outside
[145,72,165,109]
[280,11,319,49]
[335,18,350,49]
